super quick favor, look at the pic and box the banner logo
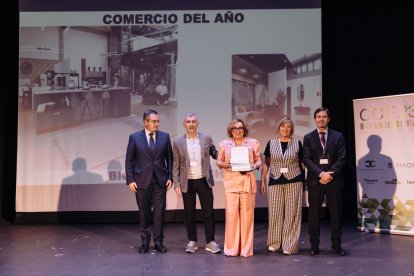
[365,160,376,168]
[384,179,400,185]
[396,162,414,168]
[358,102,414,130]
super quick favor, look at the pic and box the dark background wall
[2,0,414,223]
[322,1,414,221]
[1,0,19,223]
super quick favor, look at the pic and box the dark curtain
[322,1,414,219]
[1,1,18,223]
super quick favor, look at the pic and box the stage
[1,220,413,275]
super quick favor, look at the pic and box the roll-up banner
[353,93,414,235]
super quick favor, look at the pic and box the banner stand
[353,93,414,236]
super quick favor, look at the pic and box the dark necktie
[320,132,326,147]
[149,132,155,151]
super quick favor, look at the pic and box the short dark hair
[314,107,330,118]
[143,109,158,121]
[227,118,249,138]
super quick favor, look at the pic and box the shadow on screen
[357,135,396,231]
[62,157,103,185]
[58,157,104,218]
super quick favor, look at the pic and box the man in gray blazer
[125,109,173,254]
[173,113,221,254]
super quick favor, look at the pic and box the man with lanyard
[303,107,347,256]
[172,113,221,254]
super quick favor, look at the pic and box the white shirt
[145,130,156,146]
[186,134,204,179]
[155,84,168,96]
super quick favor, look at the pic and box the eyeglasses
[231,127,244,131]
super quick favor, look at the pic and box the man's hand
[319,172,333,185]
[175,186,182,197]
[166,180,173,190]
[128,182,138,192]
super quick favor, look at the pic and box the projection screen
[17,2,322,212]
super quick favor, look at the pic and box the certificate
[230,146,252,171]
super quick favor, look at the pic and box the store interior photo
[232,53,321,143]
[19,25,177,135]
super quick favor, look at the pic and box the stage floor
[1,220,413,275]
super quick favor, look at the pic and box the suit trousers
[135,175,166,245]
[224,191,255,257]
[182,177,215,243]
[308,184,343,249]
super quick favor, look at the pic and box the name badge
[320,158,329,165]
[190,161,198,167]
[280,168,289,173]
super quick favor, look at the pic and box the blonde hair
[276,117,295,136]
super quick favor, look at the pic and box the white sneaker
[283,250,292,255]
[206,241,221,254]
[185,241,198,253]
[268,246,277,252]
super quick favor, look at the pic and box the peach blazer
[217,138,261,193]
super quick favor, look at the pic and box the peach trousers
[224,191,256,257]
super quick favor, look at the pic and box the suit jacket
[172,132,218,193]
[303,128,346,188]
[125,130,173,189]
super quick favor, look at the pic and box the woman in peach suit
[216,119,262,257]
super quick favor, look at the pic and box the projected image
[17,7,321,212]
[17,25,178,187]
[232,53,322,148]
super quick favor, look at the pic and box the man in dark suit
[303,107,347,256]
[125,109,173,253]
[172,113,221,254]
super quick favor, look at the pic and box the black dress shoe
[139,244,149,254]
[332,247,347,256]
[308,247,320,255]
[154,243,167,253]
